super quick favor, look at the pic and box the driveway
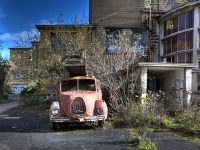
[0,104,129,150]
[0,95,21,114]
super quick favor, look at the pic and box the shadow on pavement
[0,106,99,133]
[0,106,50,133]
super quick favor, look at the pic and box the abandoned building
[9,0,200,109]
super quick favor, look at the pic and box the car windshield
[79,79,96,91]
[61,80,77,92]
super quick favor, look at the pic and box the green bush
[113,91,166,128]
[20,86,40,96]
[113,102,164,128]
[3,85,11,94]
[174,106,200,133]
[136,137,157,150]
[21,94,49,107]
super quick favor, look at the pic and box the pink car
[49,76,108,130]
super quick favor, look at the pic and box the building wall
[9,48,31,94]
[159,2,200,94]
[90,0,144,28]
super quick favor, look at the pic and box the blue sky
[0,0,89,59]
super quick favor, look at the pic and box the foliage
[14,20,146,109]
[86,29,145,112]
[21,92,54,107]
[166,20,173,30]
[174,106,200,133]
[113,91,166,128]
[128,128,157,150]
[144,0,151,9]
[3,85,11,94]
[176,0,187,4]
[20,86,40,96]
[136,137,157,150]
[0,41,9,98]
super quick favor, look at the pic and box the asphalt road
[1,96,200,150]
[0,95,21,114]
[0,104,129,150]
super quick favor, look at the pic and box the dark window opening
[79,79,96,91]
[132,31,147,53]
[164,10,194,36]
[106,29,119,53]
[62,80,77,92]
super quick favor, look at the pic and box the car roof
[59,76,96,82]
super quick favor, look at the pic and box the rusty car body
[49,76,108,129]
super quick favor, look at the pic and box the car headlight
[51,101,60,116]
[97,107,104,115]
[52,108,59,116]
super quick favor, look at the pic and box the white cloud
[0,33,18,41]
[0,29,40,42]
[0,28,40,48]
[0,6,6,18]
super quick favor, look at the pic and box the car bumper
[50,115,105,123]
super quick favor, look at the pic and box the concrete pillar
[185,68,192,106]
[141,67,147,104]
[193,7,199,65]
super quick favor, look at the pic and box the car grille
[71,97,86,114]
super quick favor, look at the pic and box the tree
[0,41,9,98]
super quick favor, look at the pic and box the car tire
[52,122,60,130]
[98,120,104,128]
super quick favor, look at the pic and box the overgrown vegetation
[0,40,9,99]
[113,91,166,128]
[12,16,200,149]
[162,106,200,135]
[128,128,157,150]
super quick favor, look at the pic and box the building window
[172,16,178,33]
[186,11,194,29]
[167,38,172,53]
[106,29,119,53]
[186,31,193,49]
[163,31,193,54]
[172,36,177,52]
[178,33,186,50]
[197,73,200,91]
[166,52,192,63]
[186,52,192,63]
[179,13,186,31]
[132,31,147,53]
[164,10,194,36]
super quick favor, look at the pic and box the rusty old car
[49,76,108,130]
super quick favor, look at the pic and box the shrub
[113,91,166,128]
[21,93,50,107]
[136,137,157,150]
[174,106,200,133]
[20,86,40,96]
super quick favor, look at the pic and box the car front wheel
[52,122,60,130]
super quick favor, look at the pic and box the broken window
[106,29,119,53]
[132,31,147,54]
